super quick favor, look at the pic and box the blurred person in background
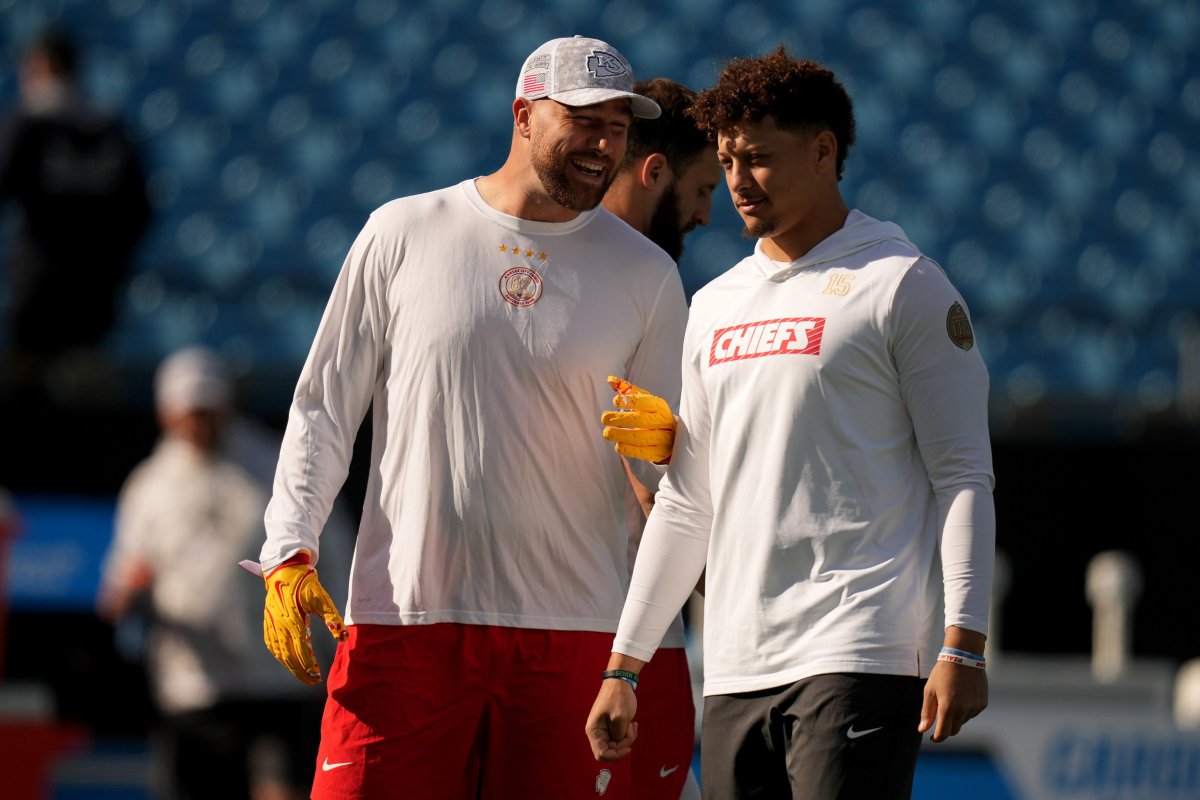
[256,35,687,800]
[0,28,151,399]
[600,76,720,800]
[98,346,350,800]
[588,48,995,799]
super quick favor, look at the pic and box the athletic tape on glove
[601,376,676,464]
[261,552,347,685]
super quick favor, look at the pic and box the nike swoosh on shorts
[846,725,884,739]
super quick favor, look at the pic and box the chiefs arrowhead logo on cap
[587,51,627,79]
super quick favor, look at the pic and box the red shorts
[630,647,696,800]
[311,623,632,800]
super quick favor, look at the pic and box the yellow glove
[601,376,676,464]
[263,551,347,685]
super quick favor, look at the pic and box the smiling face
[529,98,631,211]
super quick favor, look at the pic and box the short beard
[742,216,777,240]
[645,184,686,262]
[531,131,612,212]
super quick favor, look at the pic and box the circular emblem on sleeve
[499,266,544,307]
[946,301,975,351]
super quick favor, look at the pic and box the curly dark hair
[688,46,857,180]
[622,78,712,176]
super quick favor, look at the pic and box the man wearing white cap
[256,36,687,798]
[99,346,347,800]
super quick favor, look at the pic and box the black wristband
[601,669,639,691]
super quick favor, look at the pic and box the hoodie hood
[753,210,917,281]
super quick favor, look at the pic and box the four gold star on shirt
[498,244,548,260]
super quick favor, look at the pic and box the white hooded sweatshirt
[613,210,996,696]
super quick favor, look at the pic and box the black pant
[701,673,925,800]
[159,697,324,800]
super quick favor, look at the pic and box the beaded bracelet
[938,646,986,670]
[602,669,640,691]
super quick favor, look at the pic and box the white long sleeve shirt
[261,179,687,632]
[623,485,687,649]
[613,211,996,695]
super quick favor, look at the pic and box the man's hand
[601,376,676,464]
[919,660,988,742]
[263,551,347,685]
[96,558,154,622]
[585,677,639,762]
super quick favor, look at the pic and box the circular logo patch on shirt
[946,301,974,351]
[499,266,543,307]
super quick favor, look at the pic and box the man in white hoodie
[587,48,995,799]
[601,77,719,800]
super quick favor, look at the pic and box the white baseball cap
[154,346,232,413]
[516,36,661,119]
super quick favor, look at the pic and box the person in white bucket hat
[99,346,351,799]
[255,34,686,799]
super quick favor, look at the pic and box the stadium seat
[0,0,1193,431]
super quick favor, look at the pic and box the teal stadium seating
[0,0,1196,437]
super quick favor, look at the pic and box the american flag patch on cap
[523,71,546,95]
